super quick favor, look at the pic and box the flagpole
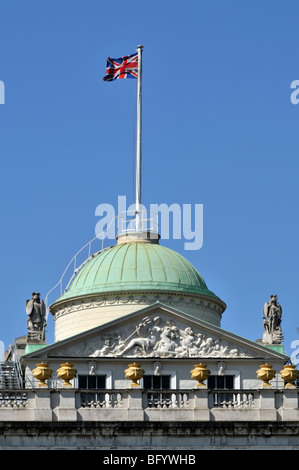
[135,45,143,231]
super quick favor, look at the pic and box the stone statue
[26,292,46,342]
[262,295,283,344]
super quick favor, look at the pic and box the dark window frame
[143,375,171,390]
[208,375,234,390]
[78,374,106,390]
[143,375,171,408]
[208,375,235,408]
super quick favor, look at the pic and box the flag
[103,53,138,81]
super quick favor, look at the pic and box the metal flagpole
[135,45,143,231]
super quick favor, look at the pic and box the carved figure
[154,361,161,375]
[26,292,46,342]
[92,338,115,357]
[177,328,204,357]
[262,295,283,344]
[70,314,257,359]
[116,316,161,356]
[198,337,217,355]
[118,334,157,355]
[153,325,178,356]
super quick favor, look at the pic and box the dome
[57,241,219,302]
[50,235,226,341]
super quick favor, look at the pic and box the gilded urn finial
[280,364,299,388]
[124,362,144,387]
[32,362,52,387]
[256,363,276,388]
[190,363,210,387]
[57,362,77,387]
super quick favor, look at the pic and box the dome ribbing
[56,241,219,302]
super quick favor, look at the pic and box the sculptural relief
[80,314,255,359]
[55,311,258,359]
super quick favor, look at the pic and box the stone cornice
[50,289,226,319]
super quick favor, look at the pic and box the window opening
[79,375,106,408]
[208,375,235,407]
[144,375,171,408]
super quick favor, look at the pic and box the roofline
[22,301,289,362]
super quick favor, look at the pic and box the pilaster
[126,388,144,421]
[258,388,277,421]
[56,388,77,421]
[193,389,210,420]
[281,389,299,420]
[33,388,52,421]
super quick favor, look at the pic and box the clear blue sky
[0,1,298,360]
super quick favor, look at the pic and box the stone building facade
[1,232,299,449]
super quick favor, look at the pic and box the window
[208,375,234,389]
[78,375,106,389]
[208,375,235,408]
[144,375,171,408]
[79,375,106,408]
[144,375,170,390]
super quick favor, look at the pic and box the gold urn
[57,362,77,387]
[190,363,210,387]
[256,363,276,387]
[32,362,53,387]
[280,364,299,388]
[124,362,144,387]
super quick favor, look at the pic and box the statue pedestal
[25,343,48,355]
[27,331,45,343]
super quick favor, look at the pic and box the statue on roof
[262,295,283,345]
[26,292,46,343]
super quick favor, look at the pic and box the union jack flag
[103,53,138,81]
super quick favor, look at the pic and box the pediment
[24,303,288,361]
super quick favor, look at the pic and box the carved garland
[51,291,224,320]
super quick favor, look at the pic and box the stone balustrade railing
[0,388,297,422]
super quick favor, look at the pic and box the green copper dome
[56,241,219,302]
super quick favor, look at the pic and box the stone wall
[0,421,299,449]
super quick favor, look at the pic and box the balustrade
[80,390,123,408]
[0,391,28,408]
[0,388,297,422]
[212,391,255,408]
[146,391,189,409]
